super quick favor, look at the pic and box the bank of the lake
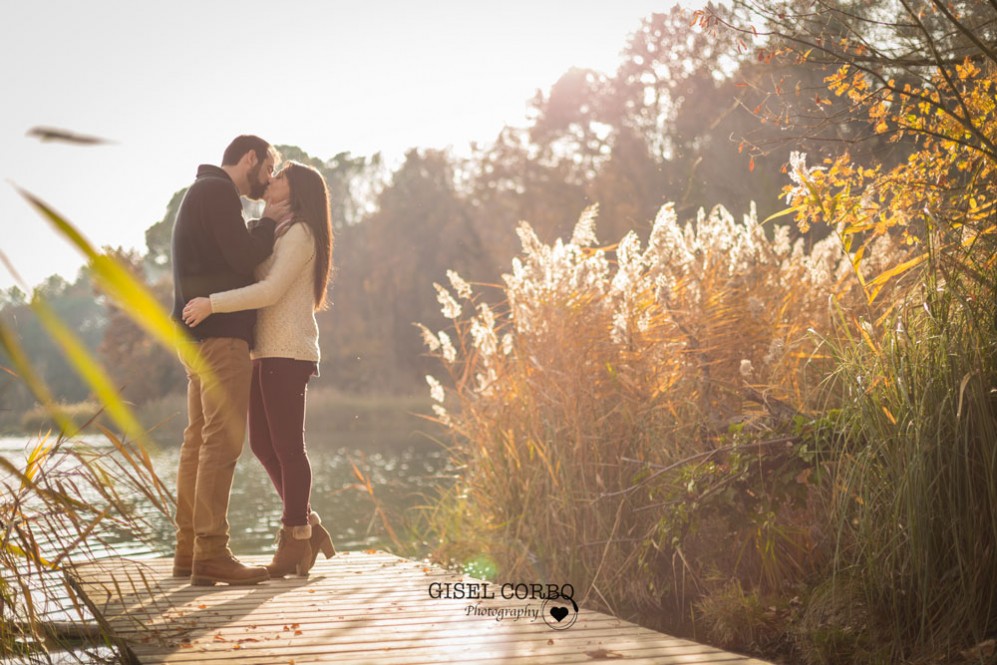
[7,388,443,449]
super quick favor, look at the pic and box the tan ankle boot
[266,526,313,578]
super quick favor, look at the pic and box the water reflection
[150,444,452,557]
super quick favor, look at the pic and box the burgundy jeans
[248,357,317,527]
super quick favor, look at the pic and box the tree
[144,187,186,276]
[322,149,482,391]
[467,124,592,257]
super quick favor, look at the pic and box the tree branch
[897,0,997,159]
[928,0,997,65]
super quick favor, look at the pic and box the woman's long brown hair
[284,162,333,309]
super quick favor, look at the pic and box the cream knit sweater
[209,222,320,362]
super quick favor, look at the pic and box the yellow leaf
[850,243,868,288]
[868,252,929,301]
[857,320,878,355]
[761,204,805,225]
[957,371,977,419]
[23,436,53,485]
[882,406,897,425]
[3,539,53,567]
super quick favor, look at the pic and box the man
[170,135,290,586]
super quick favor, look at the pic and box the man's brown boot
[266,526,313,578]
[190,554,269,586]
[172,553,193,578]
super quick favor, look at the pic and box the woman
[182,161,335,577]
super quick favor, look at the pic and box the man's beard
[247,163,268,200]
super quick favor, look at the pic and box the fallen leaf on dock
[585,649,624,659]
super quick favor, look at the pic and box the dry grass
[1,426,173,661]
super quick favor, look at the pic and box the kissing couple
[170,134,336,586]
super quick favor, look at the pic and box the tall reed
[816,261,997,660]
[419,203,901,628]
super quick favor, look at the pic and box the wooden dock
[68,551,774,665]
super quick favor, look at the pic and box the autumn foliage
[788,58,997,302]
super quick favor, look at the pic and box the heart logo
[550,606,569,622]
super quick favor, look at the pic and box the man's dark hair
[221,135,272,166]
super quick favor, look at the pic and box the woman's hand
[182,297,213,327]
[263,199,292,225]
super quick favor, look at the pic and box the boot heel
[307,523,335,570]
[190,576,217,587]
[296,543,314,576]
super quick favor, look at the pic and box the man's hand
[182,297,213,327]
[263,199,292,224]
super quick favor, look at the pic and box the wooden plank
[128,628,748,663]
[126,631,699,660]
[140,646,761,665]
[69,553,775,665]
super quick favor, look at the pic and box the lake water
[0,434,454,561]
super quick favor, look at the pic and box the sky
[1,0,706,292]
